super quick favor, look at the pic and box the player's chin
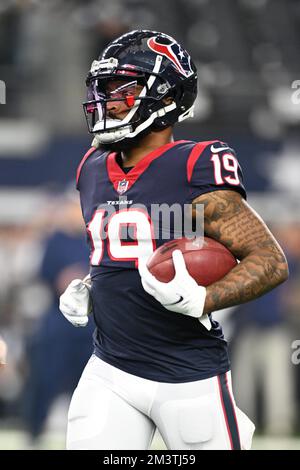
[101,138,138,152]
[100,129,150,152]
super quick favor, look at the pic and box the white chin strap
[92,101,177,145]
[92,119,132,143]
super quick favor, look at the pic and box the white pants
[66,355,255,450]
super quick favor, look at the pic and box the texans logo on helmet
[147,36,193,78]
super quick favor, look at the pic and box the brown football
[147,236,237,286]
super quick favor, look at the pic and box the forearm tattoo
[192,190,289,314]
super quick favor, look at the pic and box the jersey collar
[106,140,188,194]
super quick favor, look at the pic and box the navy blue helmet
[83,30,197,144]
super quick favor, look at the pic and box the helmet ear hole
[162,96,174,105]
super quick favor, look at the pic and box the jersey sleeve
[187,140,247,201]
[76,146,98,190]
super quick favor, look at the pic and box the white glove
[59,275,92,327]
[139,250,211,330]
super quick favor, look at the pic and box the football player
[59,30,288,450]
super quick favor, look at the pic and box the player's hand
[139,250,211,330]
[59,275,92,327]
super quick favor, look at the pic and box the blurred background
[0,0,300,450]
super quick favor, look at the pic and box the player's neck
[121,127,174,167]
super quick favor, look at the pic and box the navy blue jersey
[76,139,246,383]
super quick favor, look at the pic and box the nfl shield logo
[117,179,129,194]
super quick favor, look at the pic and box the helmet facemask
[83,56,178,146]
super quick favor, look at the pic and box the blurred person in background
[276,222,300,432]
[22,188,94,444]
[230,221,300,436]
[0,336,7,366]
[0,336,8,417]
[0,217,49,424]
[230,221,299,436]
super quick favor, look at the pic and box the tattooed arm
[192,190,289,315]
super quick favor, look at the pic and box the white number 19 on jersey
[87,208,156,267]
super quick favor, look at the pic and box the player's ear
[163,96,174,105]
